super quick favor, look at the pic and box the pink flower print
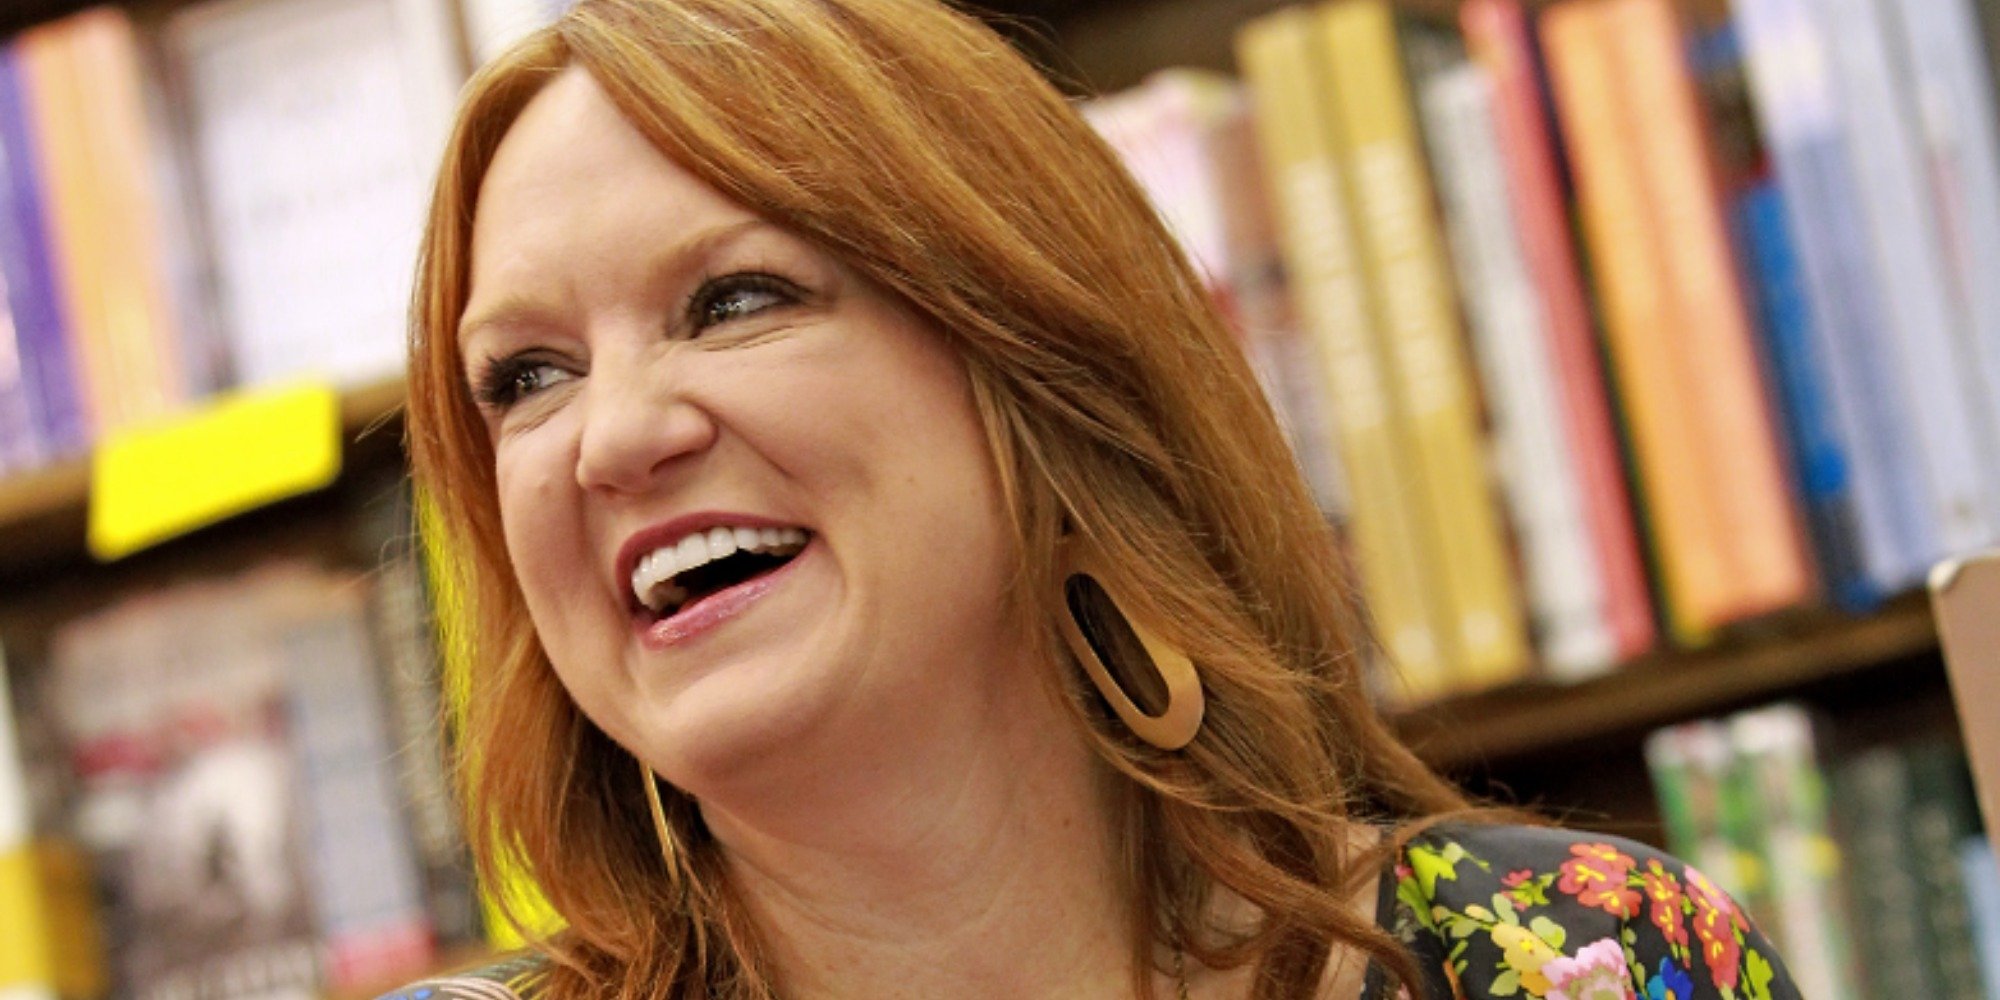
[1683,868,1743,990]
[1641,861,1688,951]
[1559,844,1642,918]
[1504,868,1536,888]
[1544,938,1637,1000]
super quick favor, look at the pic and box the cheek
[492,433,590,619]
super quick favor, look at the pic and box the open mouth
[631,526,810,623]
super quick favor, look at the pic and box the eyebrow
[456,216,783,348]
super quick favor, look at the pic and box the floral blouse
[382,824,1797,1000]
[1366,824,1801,1000]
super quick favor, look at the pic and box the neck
[696,675,1158,997]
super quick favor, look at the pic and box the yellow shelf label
[88,383,343,561]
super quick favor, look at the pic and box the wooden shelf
[1393,597,1942,769]
[0,377,406,577]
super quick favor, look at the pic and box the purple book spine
[0,46,89,458]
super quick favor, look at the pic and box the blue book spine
[0,47,88,458]
[1735,182,1874,610]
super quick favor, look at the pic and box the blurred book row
[0,504,479,999]
[1085,0,2000,702]
[0,0,521,476]
[1646,704,2000,1000]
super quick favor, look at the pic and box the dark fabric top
[380,823,1798,999]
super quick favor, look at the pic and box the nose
[574,355,717,494]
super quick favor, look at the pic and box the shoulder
[375,952,553,1000]
[1379,822,1801,1000]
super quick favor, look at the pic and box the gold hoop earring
[641,759,686,896]
[1055,542,1205,750]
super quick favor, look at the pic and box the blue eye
[689,273,801,331]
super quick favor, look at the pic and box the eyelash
[470,271,805,412]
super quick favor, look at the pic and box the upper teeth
[632,526,808,612]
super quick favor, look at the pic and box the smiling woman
[394,2,1802,999]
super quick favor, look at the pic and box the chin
[625,651,853,799]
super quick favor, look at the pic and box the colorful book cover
[1602,0,1814,620]
[1459,0,1656,664]
[1236,7,1451,700]
[1723,705,1859,1000]
[0,46,88,459]
[1542,0,1734,642]
[1732,0,1939,595]
[1316,0,1530,690]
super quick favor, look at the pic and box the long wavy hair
[407,1,1485,996]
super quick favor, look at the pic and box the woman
[395,1,1800,997]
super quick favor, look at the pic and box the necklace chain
[1173,949,1191,1000]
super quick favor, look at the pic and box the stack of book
[1647,704,1996,1000]
[1089,0,2000,700]
[0,0,458,475]
[1,513,479,1000]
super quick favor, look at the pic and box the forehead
[466,67,757,302]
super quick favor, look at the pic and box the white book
[165,0,461,390]
[1734,0,1937,591]
[1886,0,2000,500]
[1417,63,1613,679]
[1808,0,2000,556]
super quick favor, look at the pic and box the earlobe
[1054,541,1205,750]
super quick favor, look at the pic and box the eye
[472,354,577,410]
[687,272,802,332]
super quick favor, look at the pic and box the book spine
[1460,0,1655,663]
[1733,182,1873,610]
[64,9,183,425]
[364,505,483,946]
[1832,749,1944,1000]
[1808,0,2000,555]
[1888,0,2000,534]
[279,580,437,991]
[1541,0,1731,642]
[1732,0,1938,593]
[1901,744,1986,1000]
[14,21,117,436]
[1960,838,2000,1000]
[1236,9,1452,699]
[1417,61,1615,679]
[0,48,87,459]
[1605,0,1814,618]
[1317,0,1530,689]
[1643,721,1742,892]
[0,645,59,1000]
[1724,705,1860,1000]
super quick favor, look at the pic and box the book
[1887,0,2000,517]
[1237,7,1451,699]
[1316,0,1530,690]
[1723,705,1858,1000]
[1832,748,1945,1000]
[1960,838,2000,1000]
[270,572,436,992]
[1082,72,1347,516]
[0,46,89,461]
[1415,56,1615,678]
[1601,0,1813,623]
[47,582,321,1000]
[1807,0,2000,556]
[1458,0,1655,665]
[163,0,461,391]
[1902,743,1987,1000]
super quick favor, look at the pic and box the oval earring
[1055,542,1206,750]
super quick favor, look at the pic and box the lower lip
[635,541,811,649]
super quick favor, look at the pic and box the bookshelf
[0,0,1992,994]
